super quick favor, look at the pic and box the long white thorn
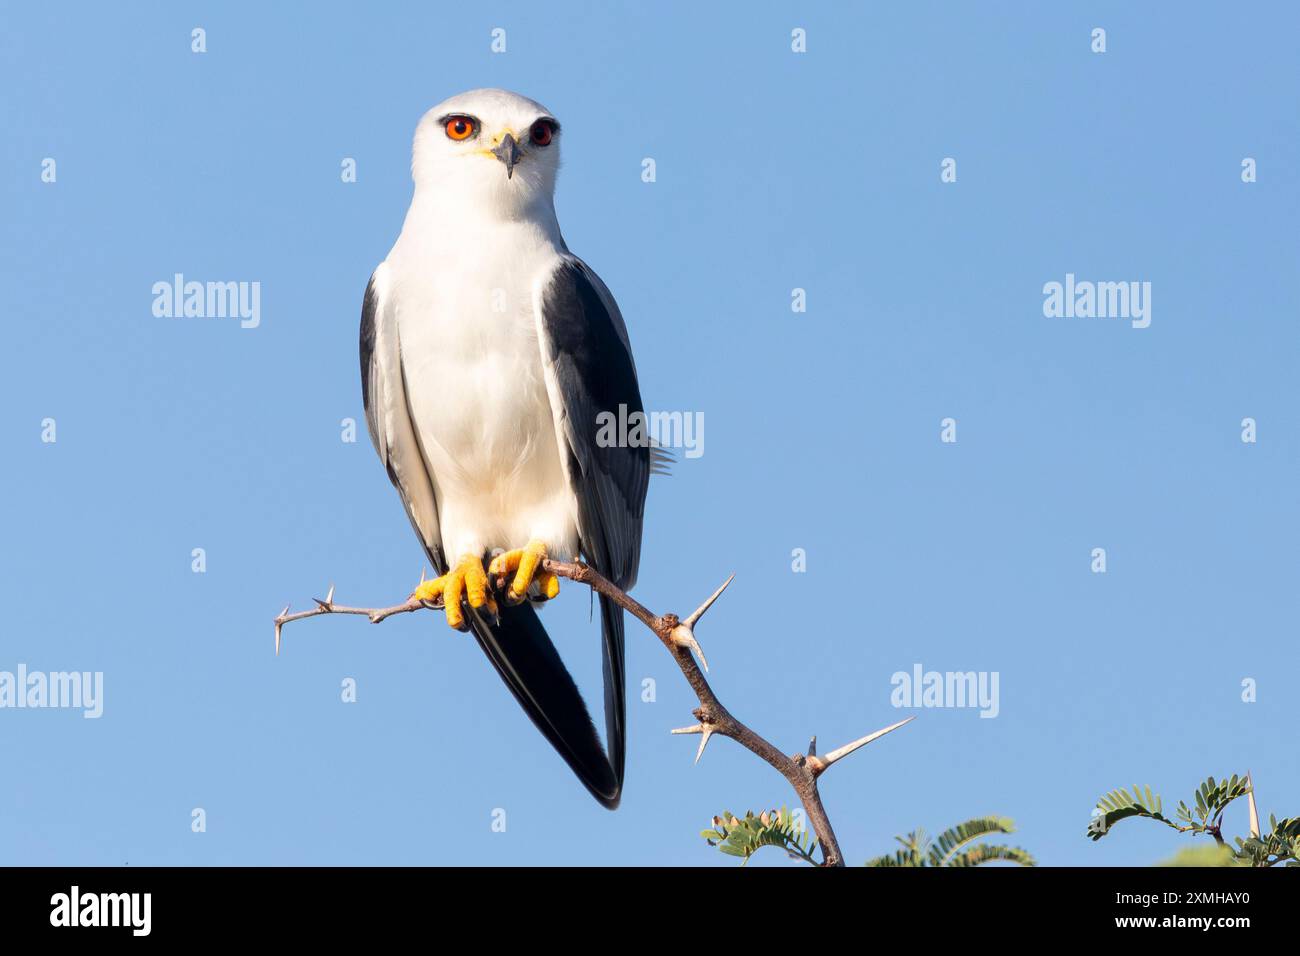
[670,624,710,672]
[668,723,714,763]
[809,716,915,775]
[275,605,290,657]
[1246,771,1260,838]
[694,727,714,764]
[684,574,735,629]
[669,573,733,673]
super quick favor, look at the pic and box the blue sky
[1,2,1296,866]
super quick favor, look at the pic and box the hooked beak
[492,133,522,179]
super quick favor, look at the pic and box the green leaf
[947,843,1036,867]
[699,805,821,866]
[927,816,1016,867]
[1087,784,1178,840]
[870,816,1034,867]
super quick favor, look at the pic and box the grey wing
[535,255,649,589]
[359,266,445,575]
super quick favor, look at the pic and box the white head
[411,88,562,221]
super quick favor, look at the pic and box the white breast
[385,218,580,564]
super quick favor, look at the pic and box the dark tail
[467,595,626,809]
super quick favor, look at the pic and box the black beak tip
[493,133,522,179]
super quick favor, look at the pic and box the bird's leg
[488,539,559,605]
[411,555,496,630]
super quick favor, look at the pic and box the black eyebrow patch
[437,113,479,126]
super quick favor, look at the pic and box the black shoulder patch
[542,261,643,430]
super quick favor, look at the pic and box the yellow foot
[411,555,496,631]
[488,540,559,605]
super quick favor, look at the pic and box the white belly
[389,228,579,564]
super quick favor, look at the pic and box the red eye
[530,120,555,146]
[445,116,476,141]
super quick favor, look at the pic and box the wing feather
[360,265,445,574]
[533,256,649,793]
[534,256,649,589]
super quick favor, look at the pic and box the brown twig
[273,584,427,656]
[274,560,913,867]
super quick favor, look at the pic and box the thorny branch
[274,561,913,867]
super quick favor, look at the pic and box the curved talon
[412,555,489,630]
[480,592,501,625]
[488,540,552,605]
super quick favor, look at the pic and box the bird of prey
[359,89,651,808]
